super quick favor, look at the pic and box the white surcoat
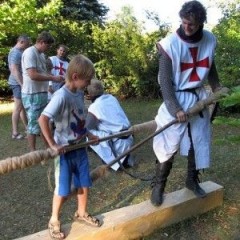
[88,94,133,171]
[153,30,216,169]
[50,56,68,78]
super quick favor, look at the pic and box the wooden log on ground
[16,181,223,240]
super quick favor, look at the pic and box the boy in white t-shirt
[39,54,102,240]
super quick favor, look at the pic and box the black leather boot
[185,146,207,198]
[151,157,174,206]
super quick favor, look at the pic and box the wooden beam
[16,181,223,240]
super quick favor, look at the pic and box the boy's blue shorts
[54,148,92,197]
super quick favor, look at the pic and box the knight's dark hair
[179,0,207,24]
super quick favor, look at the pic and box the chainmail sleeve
[208,61,221,92]
[157,44,183,117]
[85,112,99,130]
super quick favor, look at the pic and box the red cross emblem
[54,62,66,75]
[181,47,209,82]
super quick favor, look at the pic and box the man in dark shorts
[8,35,31,139]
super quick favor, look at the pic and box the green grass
[0,98,240,239]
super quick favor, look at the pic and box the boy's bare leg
[50,194,66,222]
[49,194,66,239]
[75,187,102,227]
[76,187,88,216]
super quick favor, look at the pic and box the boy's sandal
[74,211,102,227]
[48,220,65,240]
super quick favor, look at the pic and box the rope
[0,149,57,175]
[0,121,156,175]
[118,161,154,181]
[90,119,178,182]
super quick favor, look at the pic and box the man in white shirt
[21,31,64,151]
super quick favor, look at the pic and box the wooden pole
[90,87,230,181]
[0,87,229,176]
[65,120,156,152]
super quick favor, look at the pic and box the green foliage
[0,77,9,92]
[214,116,240,127]
[0,0,63,91]
[214,85,240,143]
[213,1,240,87]
[221,85,240,107]
[0,0,239,100]
[92,6,169,98]
[0,0,62,41]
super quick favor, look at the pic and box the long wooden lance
[0,87,229,176]
[0,121,156,175]
[65,120,157,152]
[90,87,230,182]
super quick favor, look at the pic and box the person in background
[39,54,102,240]
[85,79,134,171]
[8,35,30,139]
[48,44,69,99]
[151,0,223,206]
[21,31,64,151]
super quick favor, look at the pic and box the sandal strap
[74,212,102,227]
[85,214,99,223]
[48,221,65,240]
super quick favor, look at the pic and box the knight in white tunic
[48,45,69,99]
[151,0,222,206]
[85,79,134,171]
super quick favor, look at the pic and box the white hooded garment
[88,94,133,171]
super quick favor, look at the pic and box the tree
[0,0,109,93]
[213,0,240,87]
[58,0,108,23]
[0,0,63,92]
[91,6,169,98]
[0,0,62,41]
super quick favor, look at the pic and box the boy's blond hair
[66,54,95,82]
